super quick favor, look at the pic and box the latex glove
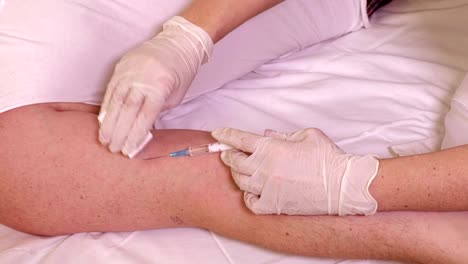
[98,16,213,158]
[211,128,379,216]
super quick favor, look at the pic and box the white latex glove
[98,16,213,158]
[211,128,379,216]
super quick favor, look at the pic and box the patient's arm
[371,147,468,212]
[0,103,466,263]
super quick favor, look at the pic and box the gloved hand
[211,128,379,216]
[98,16,213,158]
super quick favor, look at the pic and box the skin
[370,147,468,212]
[0,103,467,264]
[181,0,284,42]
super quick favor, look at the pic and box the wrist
[338,155,379,216]
[146,16,214,109]
[163,16,214,64]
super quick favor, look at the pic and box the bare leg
[0,103,466,263]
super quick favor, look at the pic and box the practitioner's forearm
[181,0,283,42]
[206,201,467,263]
[208,212,416,262]
[370,145,468,212]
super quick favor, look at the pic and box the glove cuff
[163,16,214,64]
[338,155,379,216]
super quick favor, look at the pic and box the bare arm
[370,146,468,212]
[181,0,284,42]
[0,103,466,263]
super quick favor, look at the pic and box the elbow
[0,209,68,237]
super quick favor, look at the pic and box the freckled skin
[170,216,185,225]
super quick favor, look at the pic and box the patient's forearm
[370,146,468,212]
[181,0,283,42]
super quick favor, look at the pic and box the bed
[1,0,468,263]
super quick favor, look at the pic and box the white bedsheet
[2,0,468,263]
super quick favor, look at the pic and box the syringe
[169,142,233,157]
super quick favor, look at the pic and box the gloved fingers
[231,170,263,195]
[264,129,319,143]
[295,128,331,142]
[121,94,163,158]
[220,149,259,176]
[99,83,130,146]
[274,128,336,146]
[264,129,288,140]
[243,192,273,215]
[295,128,346,153]
[107,88,145,153]
[98,77,120,124]
[123,131,153,159]
[212,128,264,153]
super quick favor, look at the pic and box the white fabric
[159,0,468,157]
[442,73,468,149]
[0,0,364,114]
[1,0,468,264]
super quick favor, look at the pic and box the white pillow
[188,0,365,101]
[442,73,468,149]
[0,0,364,113]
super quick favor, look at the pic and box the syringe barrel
[188,143,233,157]
[208,143,233,152]
[188,145,210,157]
